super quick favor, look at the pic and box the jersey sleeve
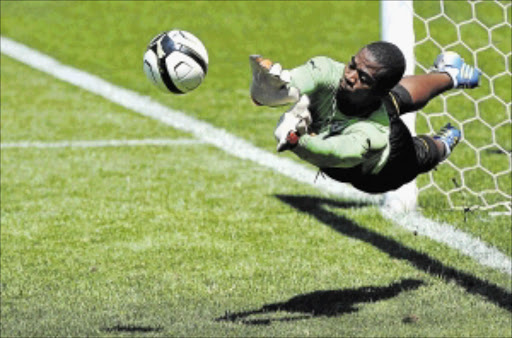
[292,122,388,168]
[389,83,415,114]
[289,56,341,95]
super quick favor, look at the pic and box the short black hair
[365,41,406,95]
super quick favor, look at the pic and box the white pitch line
[1,36,510,276]
[0,138,204,149]
[380,208,511,273]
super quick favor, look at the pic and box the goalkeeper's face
[338,48,383,106]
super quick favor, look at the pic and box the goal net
[381,0,511,214]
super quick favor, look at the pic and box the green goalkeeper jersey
[289,56,391,174]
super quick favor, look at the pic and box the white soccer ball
[143,30,208,94]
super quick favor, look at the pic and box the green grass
[1,1,511,337]
[0,57,188,142]
[2,134,511,336]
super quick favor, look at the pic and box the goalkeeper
[250,42,480,193]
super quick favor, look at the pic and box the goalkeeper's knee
[432,51,480,89]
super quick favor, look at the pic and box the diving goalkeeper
[250,41,480,193]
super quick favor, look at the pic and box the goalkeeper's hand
[250,54,300,107]
[274,95,312,152]
[431,51,480,89]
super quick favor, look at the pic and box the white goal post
[380,0,512,214]
[381,0,418,212]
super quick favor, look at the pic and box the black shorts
[321,90,441,193]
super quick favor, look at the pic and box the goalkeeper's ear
[249,54,300,107]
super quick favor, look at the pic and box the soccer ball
[143,30,208,94]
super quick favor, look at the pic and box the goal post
[380,0,419,212]
[380,0,512,214]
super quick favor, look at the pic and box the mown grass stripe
[0,139,205,149]
[2,35,510,276]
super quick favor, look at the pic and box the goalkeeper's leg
[414,123,461,174]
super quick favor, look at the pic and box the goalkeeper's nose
[344,69,358,89]
[341,77,357,92]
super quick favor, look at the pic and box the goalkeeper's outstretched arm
[396,51,480,114]
[397,72,453,113]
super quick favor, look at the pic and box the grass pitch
[1,1,511,337]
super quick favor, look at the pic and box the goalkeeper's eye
[360,73,375,86]
[348,56,375,87]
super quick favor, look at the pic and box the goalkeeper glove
[274,95,312,152]
[432,51,480,89]
[249,55,300,106]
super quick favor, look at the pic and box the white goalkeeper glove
[249,54,300,107]
[431,51,480,89]
[274,95,312,152]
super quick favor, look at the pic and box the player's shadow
[274,194,511,313]
[216,279,423,325]
[101,324,163,333]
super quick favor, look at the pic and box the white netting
[413,0,511,213]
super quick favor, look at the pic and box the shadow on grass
[102,324,163,333]
[216,279,424,325]
[274,194,511,313]
[218,194,511,325]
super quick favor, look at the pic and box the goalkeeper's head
[365,41,406,95]
[338,41,406,115]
